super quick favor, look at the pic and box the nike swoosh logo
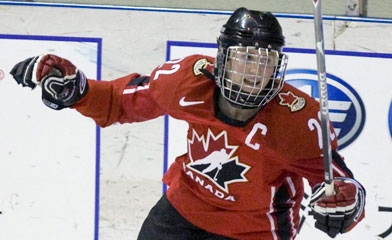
[179,97,205,107]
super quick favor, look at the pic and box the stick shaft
[312,0,334,196]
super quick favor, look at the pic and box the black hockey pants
[137,194,235,240]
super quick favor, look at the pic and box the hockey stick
[312,0,334,196]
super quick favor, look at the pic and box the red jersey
[74,55,353,239]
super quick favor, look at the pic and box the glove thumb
[10,56,39,89]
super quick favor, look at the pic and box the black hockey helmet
[215,7,288,109]
[218,7,285,52]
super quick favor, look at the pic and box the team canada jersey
[74,54,354,239]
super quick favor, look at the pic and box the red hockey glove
[10,54,88,110]
[310,177,365,238]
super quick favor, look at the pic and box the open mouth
[244,79,261,87]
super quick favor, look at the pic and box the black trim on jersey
[332,150,354,178]
[200,68,215,81]
[274,184,294,240]
[213,88,255,127]
[127,75,150,86]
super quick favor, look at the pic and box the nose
[245,62,265,81]
[245,62,258,77]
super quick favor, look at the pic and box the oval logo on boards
[285,69,366,149]
[389,101,392,138]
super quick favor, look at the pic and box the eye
[259,56,269,64]
[238,52,249,61]
[259,55,277,66]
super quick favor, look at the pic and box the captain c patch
[278,91,306,112]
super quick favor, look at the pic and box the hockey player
[10,7,365,240]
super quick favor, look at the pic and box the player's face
[224,47,279,94]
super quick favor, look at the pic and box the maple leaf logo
[186,128,250,193]
[278,91,306,112]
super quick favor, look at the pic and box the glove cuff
[41,69,89,110]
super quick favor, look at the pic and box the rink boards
[0,2,391,240]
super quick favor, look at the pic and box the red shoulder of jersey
[258,83,338,159]
[149,54,217,122]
